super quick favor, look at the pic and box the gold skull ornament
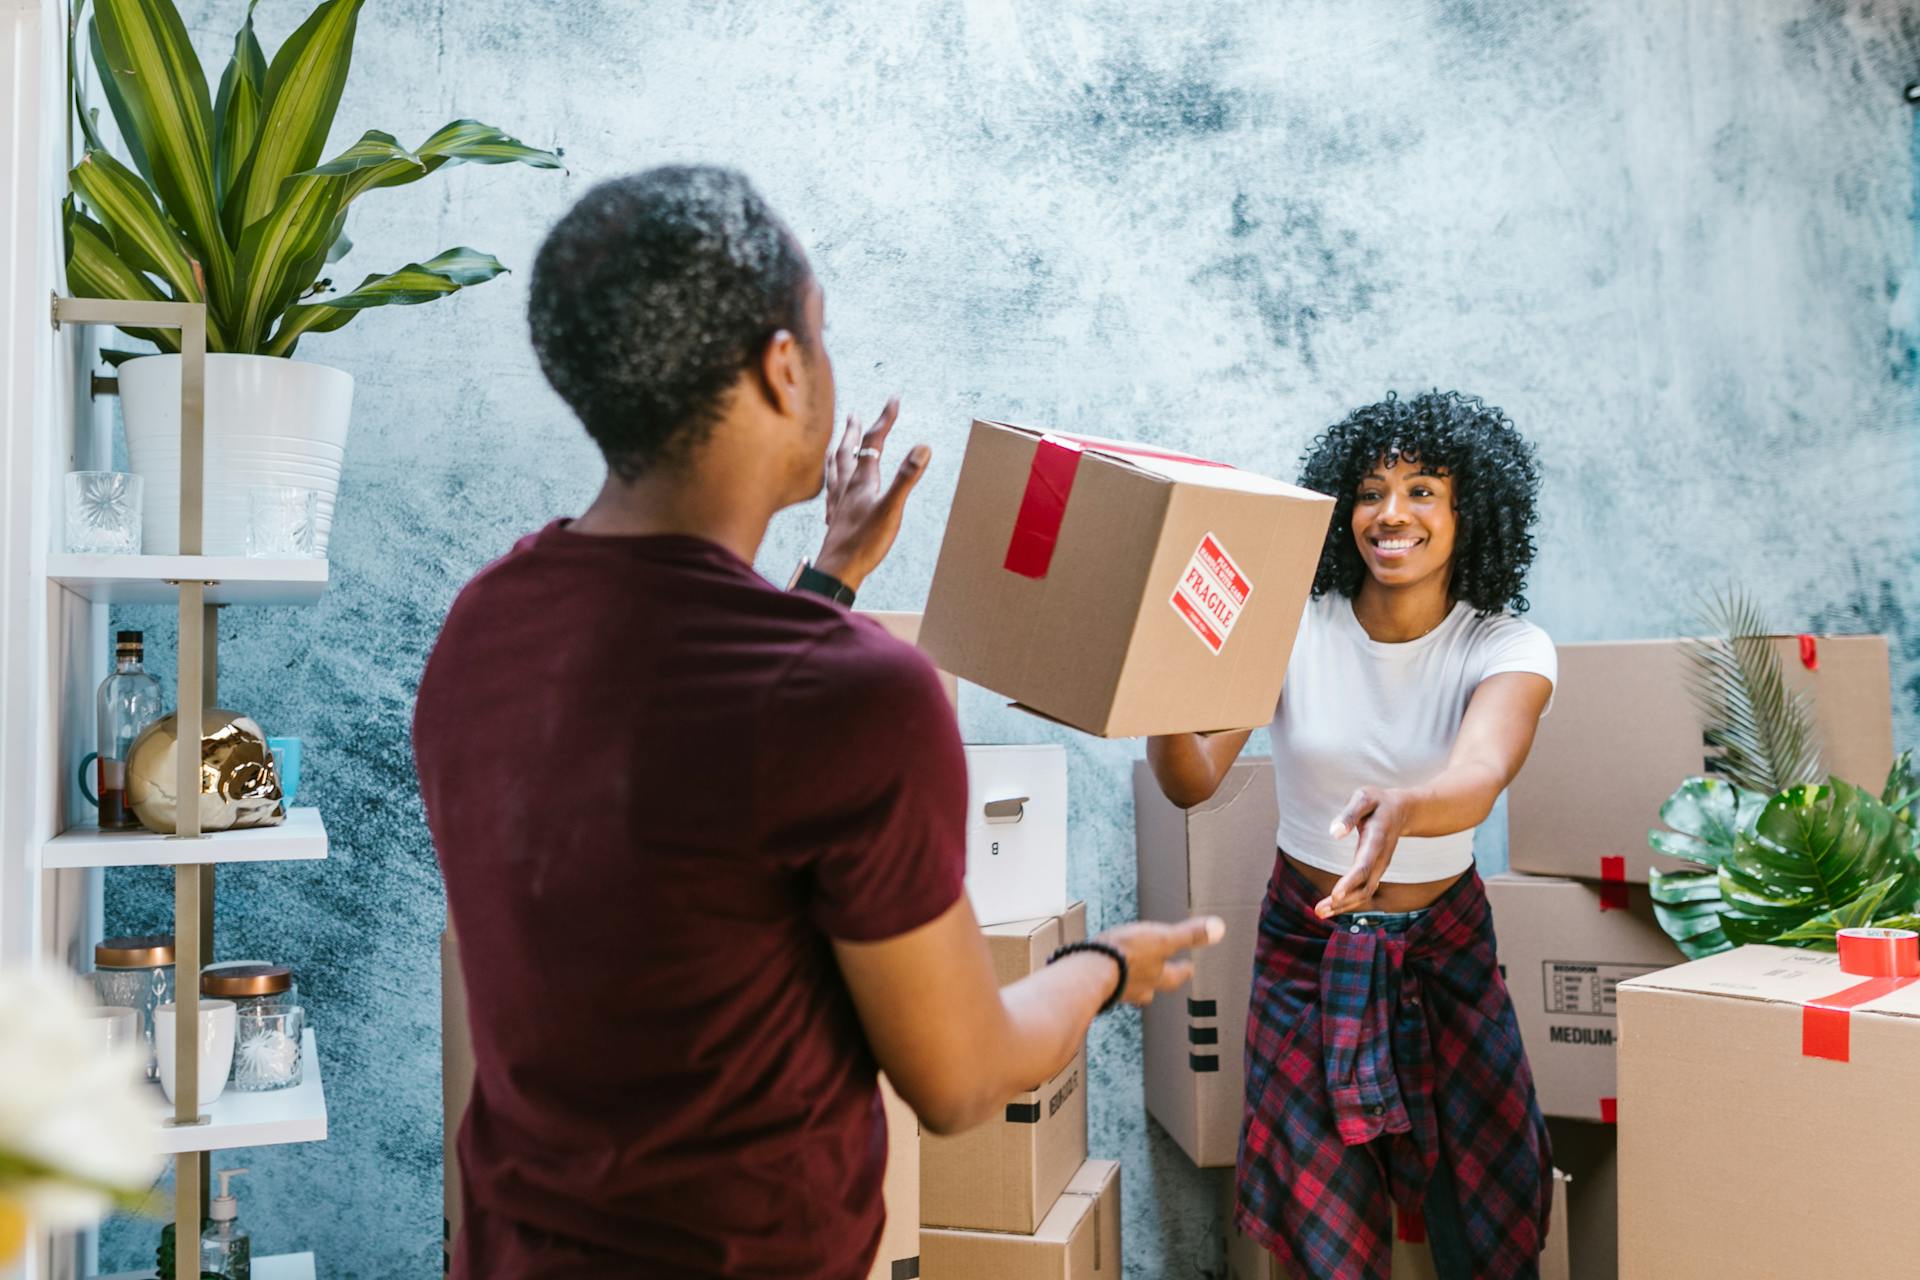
[127,709,286,835]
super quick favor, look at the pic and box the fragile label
[1542,961,1664,1016]
[1170,532,1252,655]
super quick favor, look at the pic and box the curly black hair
[1297,390,1541,614]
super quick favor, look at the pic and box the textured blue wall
[102,1,1920,1275]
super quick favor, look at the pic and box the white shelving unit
[94,1253,316,1280]
[41,807,329,869]
[48,555,329,607]
[9,292,338,1278]
[151,1031,328,1156]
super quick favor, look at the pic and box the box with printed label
[1484,874,1681,1123]
[861,610,961,711]
[871,1074,922,1280]
[1618,943,1920,1278]
[964,744,1069,927]
[1223,1167,1569,1280]
[919,420,1332,738]
[922,904,1090,1233]
[1506,634,1891,885]
[1134,758,1278,1167]
[921,1157,1121,1280]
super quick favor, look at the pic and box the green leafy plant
[1649,763,1920,958]
[65,0,562,359]
[1647,592,1920,956]
[1680,590,1822,795]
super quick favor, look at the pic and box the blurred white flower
[0,967,161,1238]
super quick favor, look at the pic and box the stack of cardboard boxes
[872,613,1123,1280]
[1496,633,1893,1279]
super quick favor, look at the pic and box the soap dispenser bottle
[201,1167,252,1280]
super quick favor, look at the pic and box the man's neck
[569,467,775,567]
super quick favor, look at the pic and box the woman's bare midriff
[1283,852,1465,914]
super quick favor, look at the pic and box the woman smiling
[1148,390,1557,1279]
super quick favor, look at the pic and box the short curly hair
[528,166,812,478]
[1297,390,1541,614]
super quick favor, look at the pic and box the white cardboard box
[964,745,1068,927]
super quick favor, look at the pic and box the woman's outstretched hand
[1314,786,1415,917]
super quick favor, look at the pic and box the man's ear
[755,329,803,418]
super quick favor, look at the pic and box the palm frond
[1681,589,1822,795]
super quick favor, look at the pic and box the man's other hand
[817,396,930,592]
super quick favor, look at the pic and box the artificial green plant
[65,0,562,360]
[1646,592,1920,958]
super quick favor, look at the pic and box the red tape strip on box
[1003,436,1084,579]
[1598,856,1628,912]
[1799,634,1819,671]
[1599,1097,1618,1124]
[1000,433,1235,580]
[1800,928,1920,1062]
[1395,1207,1427,1244]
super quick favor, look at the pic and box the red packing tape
[1395,1207,1427,1244]
[1838,927,1920,978]
[1599,856,1628,911]
[1002,436,1083,579]
[1798,634,1819,670]
[1801,929,1920,1062]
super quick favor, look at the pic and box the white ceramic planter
[118,353,354,556]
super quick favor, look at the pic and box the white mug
[85,1004,140,1060]
[154,1000,236,1107]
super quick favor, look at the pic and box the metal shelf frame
[51,295,225,1280]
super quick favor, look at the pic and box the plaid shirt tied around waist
[1235,856,1551,1280]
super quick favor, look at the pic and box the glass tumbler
[65,471,143,554]
[246,485,319,558]
[232,1004,305,1091]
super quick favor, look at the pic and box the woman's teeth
[1373,537,1420,551]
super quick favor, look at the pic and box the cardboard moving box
[964,745,1069,927]
[1134,758,1277,1166]
[1223,1168,1569,1280]
[1507,634,1892,884]
[862,610,961,711]
[920,420,1332,738]
[1484,874,1681,1123]
[923,905,1091,1233]
[922,1158,1121,1280]
[1618,944,1920,1278]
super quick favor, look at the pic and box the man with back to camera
[412,164,1225,1278]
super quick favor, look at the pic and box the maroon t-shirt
[414,523,967,1279]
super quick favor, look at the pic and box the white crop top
[1270,593,1556,882]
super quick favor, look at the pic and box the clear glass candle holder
[65,471,143,555]
[246,485,319,558]
[232,1004,305,1092]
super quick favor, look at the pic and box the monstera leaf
[1646,770,1920,957]
[1647,868,1733,959]
[1715,780,1920,947]
[1648,776,1768,868]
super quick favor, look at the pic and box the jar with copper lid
[93,935,174,1081]
[201,962,298,1018]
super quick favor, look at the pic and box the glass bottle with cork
[94,629,163,830]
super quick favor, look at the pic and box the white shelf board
[94,1252,315,1280]
[41,807,327,869]
[49,553,328,606]
[152,1029,327,1155]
